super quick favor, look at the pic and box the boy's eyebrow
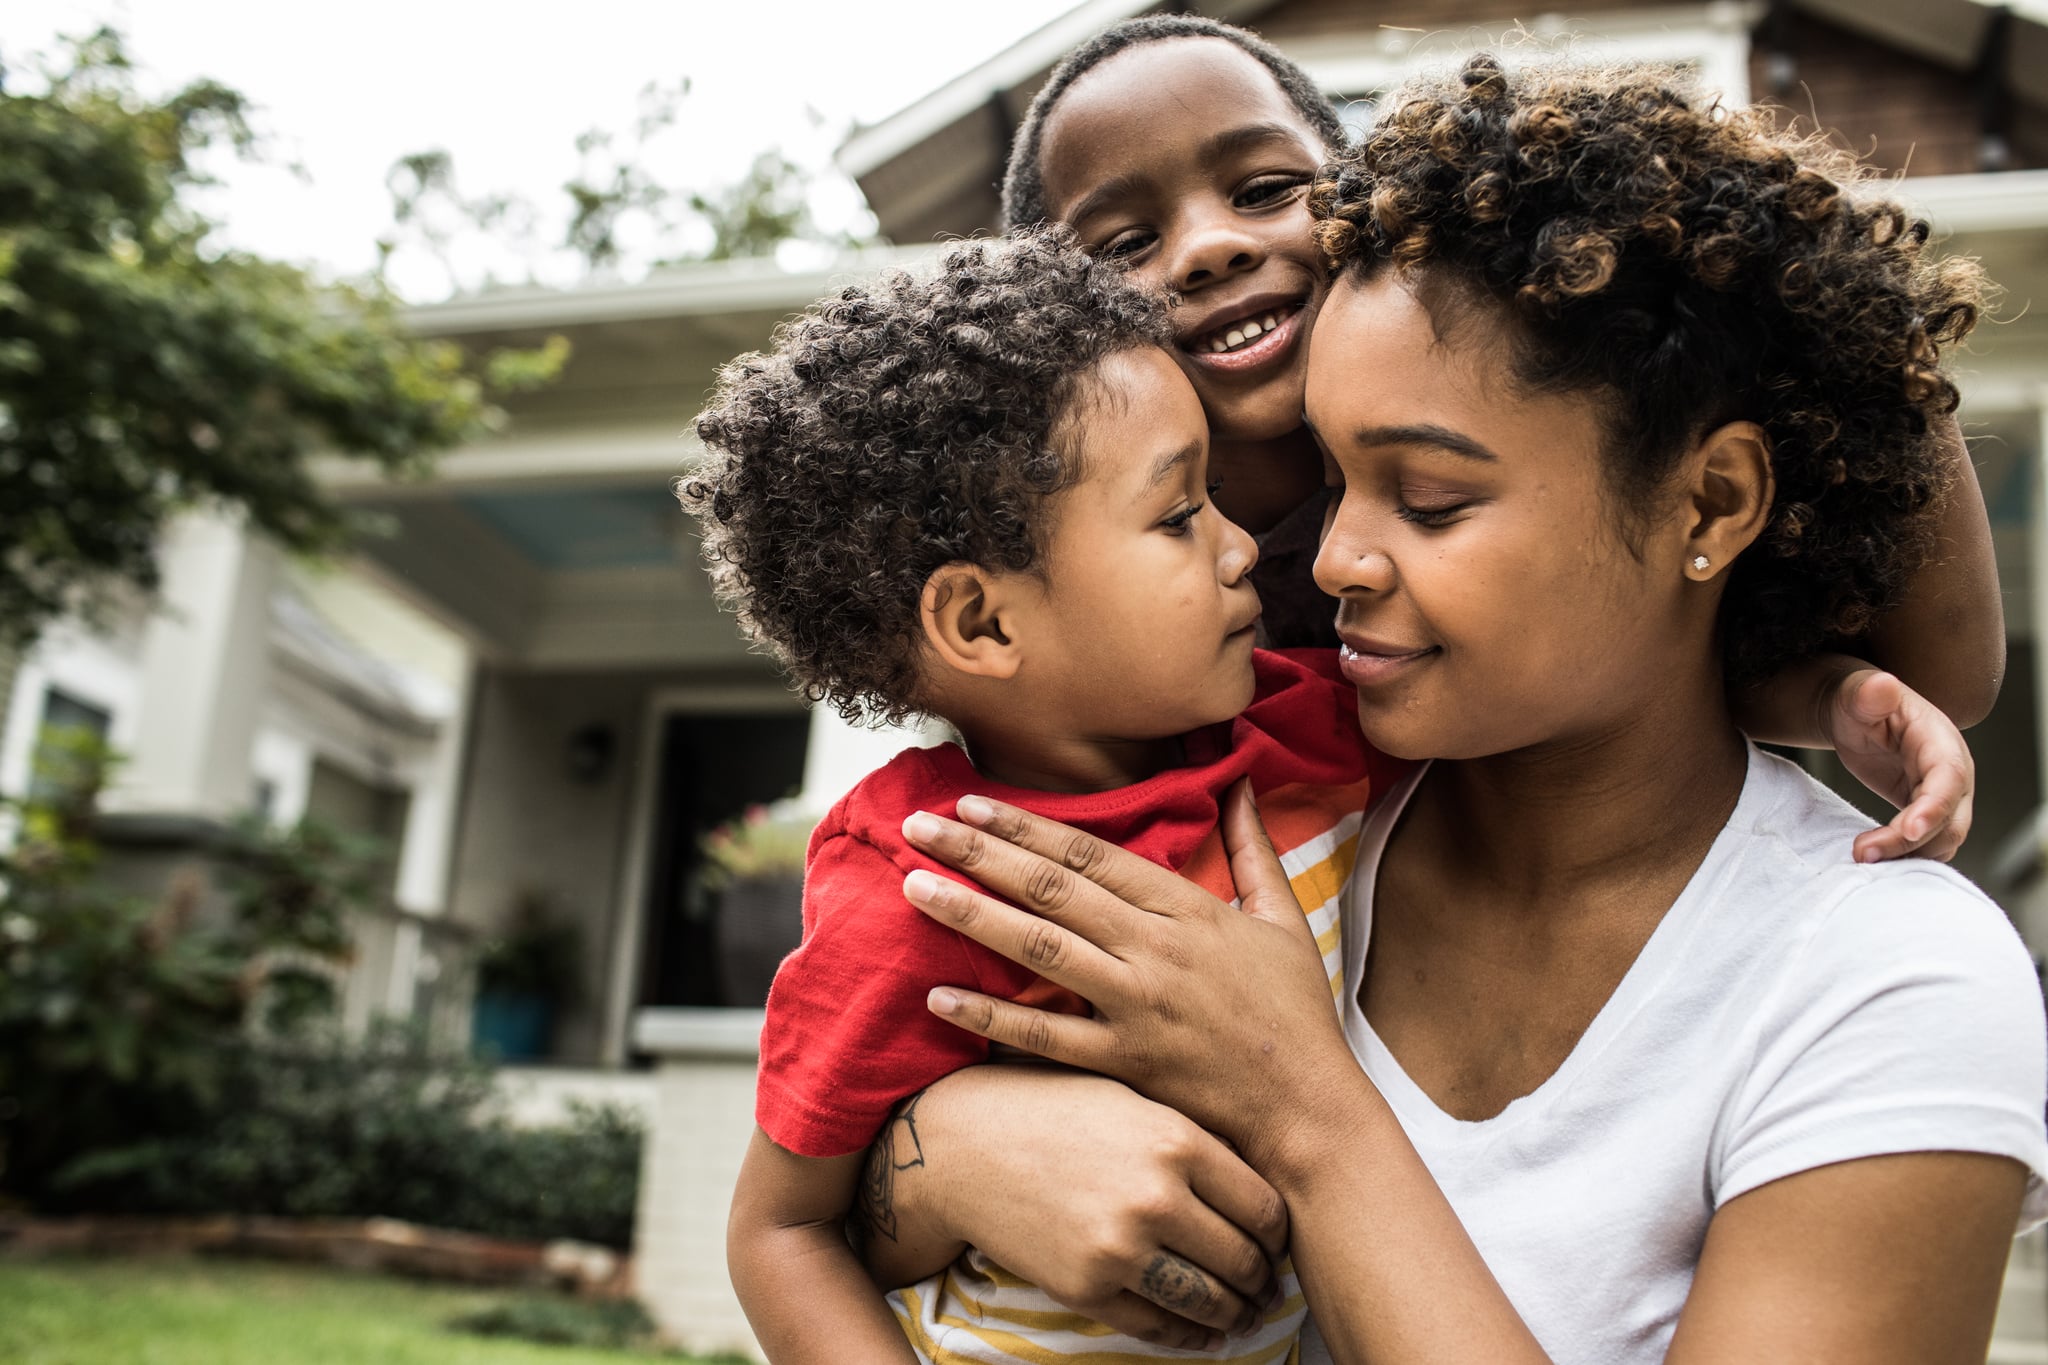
[1354,424,1500,463]
[1066,174,1144,231]
[1201,122,1315,162]
[1063,124,1312,229]
[1147,441,1203,488]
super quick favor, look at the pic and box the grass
[0,1255,747,1364]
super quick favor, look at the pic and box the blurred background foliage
[0,28,567,653]
[0,726,641,1247]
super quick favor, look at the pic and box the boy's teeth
[1205,312,1286,354]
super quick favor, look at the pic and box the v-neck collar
[1340,746,1764,1144]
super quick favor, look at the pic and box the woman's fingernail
[904,811,942,844]
[928,987,961,1015]
[1856,845,1881,864]
[956,794,994,825]
[905,869,942,902]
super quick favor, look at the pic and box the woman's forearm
[850,1088,969,1289]
[1245,1063,1552,1364]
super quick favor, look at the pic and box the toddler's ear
[920,562,1025,681]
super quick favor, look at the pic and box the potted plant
[471,894,582,1061]
[697,801,813,1006]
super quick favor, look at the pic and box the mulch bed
[0,1214,632,1298]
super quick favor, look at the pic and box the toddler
[687,230,1388,1363]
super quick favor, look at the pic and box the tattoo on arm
[850,1089,927,1252]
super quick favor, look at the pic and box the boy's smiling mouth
[1179,295,1308,370]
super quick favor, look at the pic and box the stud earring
[1690,554,1710,573]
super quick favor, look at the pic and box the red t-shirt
[755,648,1396,1157]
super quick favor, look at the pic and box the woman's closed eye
[1395,500,1473,529]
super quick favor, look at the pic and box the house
[5,0,2046,1356]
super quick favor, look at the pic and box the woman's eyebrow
[1356,424,1499,462]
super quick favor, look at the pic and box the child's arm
[729,1126,922,1365]
[1733,415,1997,859]
[1854,414,2004,726]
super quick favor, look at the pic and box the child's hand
[1823,668,1976,864]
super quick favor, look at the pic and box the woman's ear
[920,562,1025,681]
[1682,421,1775,582]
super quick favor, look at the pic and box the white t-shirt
[1299,745,2048,1365]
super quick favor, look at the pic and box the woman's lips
[1337,640,1438,687]
[1179,304,1305,375]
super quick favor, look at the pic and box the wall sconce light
[567,723,616,784]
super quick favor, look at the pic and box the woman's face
[1037,38,1331,444]
[1305,271,1706,762]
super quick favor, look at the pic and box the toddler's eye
[1160,500,1207,535]
[1206,477,1225,496]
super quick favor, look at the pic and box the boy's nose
[1171,202,1265,291]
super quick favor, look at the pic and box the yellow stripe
[1287,835,1359,921]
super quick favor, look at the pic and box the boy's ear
[1681,420,1774,581]
[920,562,1026,681]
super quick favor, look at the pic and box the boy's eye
[1160,499,1207,535]
[1236,173,1311,209]
[1099,228,1155,261]
[1206,477,1225,496]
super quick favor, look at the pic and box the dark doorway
[637,711,810,1011]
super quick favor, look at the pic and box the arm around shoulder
[1856,414,2004,727]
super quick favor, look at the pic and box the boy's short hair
[1000,16,1351,232]
[682,230,1170,726]
[1311,55,1985,683]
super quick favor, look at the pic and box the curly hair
[1000,15,1350,232]
[1308,55,1985,683]
[681,230,1171,726]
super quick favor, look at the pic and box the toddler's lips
[1337,640,1437,687]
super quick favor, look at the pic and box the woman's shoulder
[1708,751,2048,1220]
[1732,747,2028,983]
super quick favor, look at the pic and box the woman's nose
[1314,505,1394,596]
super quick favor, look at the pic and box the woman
[862,58,2048,1363]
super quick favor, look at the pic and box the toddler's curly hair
[681,230,1170,725]
[1310,56,1986,682]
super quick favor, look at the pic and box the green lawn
[0,1255,742,1365]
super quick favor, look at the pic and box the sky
[2,0,1082,297]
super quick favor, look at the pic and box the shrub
[49,1024,644,1249]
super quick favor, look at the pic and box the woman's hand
[1822,667,1976,864]
[861,1065,1291,1350]
[899,782,1359,1167]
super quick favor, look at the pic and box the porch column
[393,647,475,916]
[2033,397,2048,833]
[796,705,945,815]
[109,511,276,819]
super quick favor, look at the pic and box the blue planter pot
[472,990,552,1061]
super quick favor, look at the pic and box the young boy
[685,230,1391,1363]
